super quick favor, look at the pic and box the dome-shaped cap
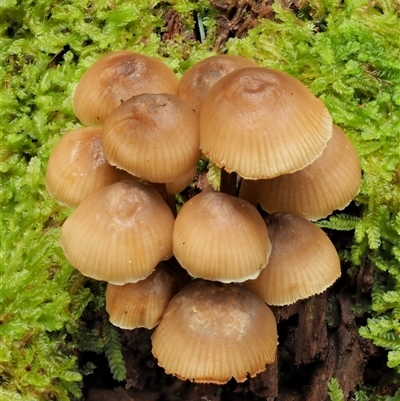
[243,212,341,305]
[105,263,187,330]
[73,50,179,125]
[152,280,277,384]
[45,126,131,208]
[173,191,271,282]
[199,67,333,179]
[165,165,197,194]
[61,180,175,284]
[258,125,361,220]
[177,54,257,114]
[102,93,201,183]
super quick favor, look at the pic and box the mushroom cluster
[46,51,361,385]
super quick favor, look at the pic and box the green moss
[1,0,400,399]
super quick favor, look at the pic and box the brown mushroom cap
[173,191,271,282]
[72,50,179,125]
[199,67,333,179]
[177,54,257,114]
[60,180,175,284]
[165,165,197,194]
[151,280,278,384]
[105,263,186,330]
[243,212,341,305]
[258,124,362,220]
[45,126,131,208]
[102,93,201,183]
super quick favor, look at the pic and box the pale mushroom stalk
[220,169,239,197]
[238,178,262,207]
[159,183,178,218]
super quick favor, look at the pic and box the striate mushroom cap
[258,124,362,220]
[61,180,175,284]
[173,191,271,283]
[105,263,187,330]
[199,67,333,179]
[72,50,179,125]
[102,93,201,183]
[45,126,131,208]
[165,165,197,194]
[177,54,257,114]
[243,212,341,306]
[152,280,278,384]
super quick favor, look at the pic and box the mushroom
[151,280,278,384]
[72,50,179,126]
[199,67,333,181]
[102,93,201,184]
[177,54,257,114]
[45,126,131,208]
[60,180,175,284]
[172,191,271,283]
[105,262,189,330]
[243,212,341,306]
[165,165,197,194]
[258,124,362,220]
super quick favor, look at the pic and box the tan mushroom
[105,263,189,330]
[73,50,179,125]
[177,54,257,114]
[45,126,131,208]
[60,180,175,284]
[199,67,333,180]
[165,165,197,194]
[243,212,341,305]
[152,280,278,384]
[258,124,361,220]
[102,93,201,184]
[173,191,271,283]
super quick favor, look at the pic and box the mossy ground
[1,0,399,400]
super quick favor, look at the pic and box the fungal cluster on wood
[45,50,361,385]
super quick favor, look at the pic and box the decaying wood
[210,0,300,51]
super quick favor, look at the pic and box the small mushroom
[243,212,341,305]
[61,180,175,284]
[151,280,278,384]
[102,93,201,184]
[45,126,131,208]
[199,67,333,180]
[173,191,271,283]
[177,54,257,114]
[105,263,189,330]
[258,124,362,220]
[165,165,197,194]
[73,50,179,125]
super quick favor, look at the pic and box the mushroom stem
[160,183,178,217]
[220,169,238,197]
[238,178,261,207]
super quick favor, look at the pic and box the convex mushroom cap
[105,263,187,330]
[177,54,257,114]
[73,50,179,125]
[165,165,197,194]
[199,67,333,179]
[173,191,271,282]
[61,180,175,284]
[152,280,278,384]
[258,124,361,220]
[102,93,201,183]
[45,126,131,208]
[243,212,341,305]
